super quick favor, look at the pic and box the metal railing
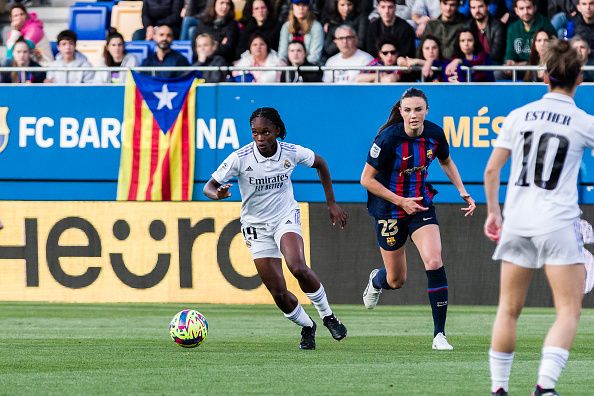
[0,65,592,83]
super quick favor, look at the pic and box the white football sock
[305,284,333,319]
[537,346,569,389]
[283,303,314,327]
[489,349,515,393]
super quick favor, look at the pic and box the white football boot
[432,332,453,350]
[363,269,382,309]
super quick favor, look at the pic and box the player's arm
[203,178,232,200]
[312,153,348,228]
[360,163,427,215]
[438,156,476,216]
[483,148,510,241]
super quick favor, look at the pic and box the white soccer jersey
[212,141,316,225]
[494,92,594,236]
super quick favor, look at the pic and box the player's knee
[423,257,443,271]
[288,263,311,280]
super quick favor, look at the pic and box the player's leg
[253,256,316,350]
[532,264,584,395]
[363,217,409,309]
[362,247,408,309]
[410,223,452,350]
[489,261,532,394]
[279,231,347,341]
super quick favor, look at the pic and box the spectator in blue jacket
[142,25,190,78]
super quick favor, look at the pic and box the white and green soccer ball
[169,309,209,348]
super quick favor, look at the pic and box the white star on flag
[153,84,178,110]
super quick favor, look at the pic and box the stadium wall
[1,201,593,308]
[1,84,594,203]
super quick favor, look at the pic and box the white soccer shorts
[493,219,585,269]
[241,209,303,259]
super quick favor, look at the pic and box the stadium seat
[171,41,193,64]
[74,1,115,29]
[69,5,108,40]
[77,40,106,67]
[125,41,154,65]
[110,1,143,41]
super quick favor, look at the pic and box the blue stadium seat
[69,5,108,40]
[125,41,155,65]
[171,41,193,64]
[73,1,115,29]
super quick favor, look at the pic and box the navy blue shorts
[373,206,439,251]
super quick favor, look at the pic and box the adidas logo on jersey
[245,166,253,171]
[285,220,292,224]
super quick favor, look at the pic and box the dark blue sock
[371,268,391,289]
[426,266,448,336]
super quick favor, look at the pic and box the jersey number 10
[515,131,569,190]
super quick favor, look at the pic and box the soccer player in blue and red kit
[361,88,476,350]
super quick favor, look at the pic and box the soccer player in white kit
[484,40,594,396]
[203,107,349,350]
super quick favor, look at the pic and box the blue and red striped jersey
[366,120,449,219]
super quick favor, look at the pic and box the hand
[146,26,155,40]
[445,59,460,76]
[415,21,427,38]
[484,212,502,242]
[216,184,232,199]
[500,12,509,24]
[422,61,433,78]
[328,203,348,229]
[323,23,329,33]
[398,197,428,215]
[181,7,186,17]
[380,72,398,82]
[461,195,476,217]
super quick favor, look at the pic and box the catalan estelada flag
[117,71,198,201]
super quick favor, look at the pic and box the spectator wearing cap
[323,24,373,82]
[281,39,323,81]
[45,30,94,84]
[366,0,416,58]
[133,0,184,40]
[278,0,324,64]
[422,0,467,59]
[5,3,53,65]
[142,25,191,78]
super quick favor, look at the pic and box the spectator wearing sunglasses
[357,35,401,82]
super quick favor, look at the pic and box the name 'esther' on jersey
[494,92,594,236]
[366,120,450,219]
[212,141,315,225]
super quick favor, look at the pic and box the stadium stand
[76,39,106,66]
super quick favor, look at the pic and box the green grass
[0,303,593,395]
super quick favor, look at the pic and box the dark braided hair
[378,88,428,135]
[249,107,287,139]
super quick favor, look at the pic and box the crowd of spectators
[0,0,593,83]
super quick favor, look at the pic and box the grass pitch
[1,303,593,395]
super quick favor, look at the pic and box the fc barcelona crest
[0,107,9,154]
[426,149,433,159]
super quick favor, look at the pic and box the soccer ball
[169,309,209,348]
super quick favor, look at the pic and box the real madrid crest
[284,159,291,169]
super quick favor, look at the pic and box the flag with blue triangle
[117,71,199,201]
